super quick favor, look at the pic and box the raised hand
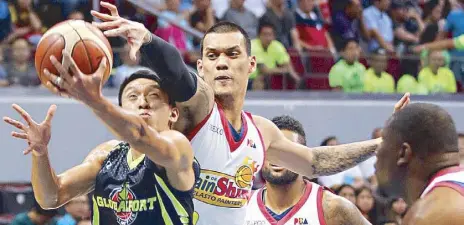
[3,104,56,156]
[91,1,151,61]
[43,50,107,105]
[394,92,411,113]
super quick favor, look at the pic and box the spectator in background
[76,221,90,225]
[295,0,336,53]
[458,133,464,165]
[390,1,423,54]
[420,0,444,44]
[329,39,366,92]
[10,199,58,225]
[386,197,408,225]
[335,184,357,205]
[363,0,395,52]
[5,38,40,87]
[67,10,84,20]
[418,50,457,93]
[250,21,300,90]
[0,44,7,86]
[190,0,217,49]
[155,0,193,52]
[320,135,338,146]
[5,0,43,46]
[221,0,258,39]
[0,0,11,42]
[356,186,378,224]
[396,73,429,94]
[260,0,302,51]
[441,0,464,85]
[364,48,396,93]
[110,43,146,88]
[330,0,370,51]
[57,196,90,225]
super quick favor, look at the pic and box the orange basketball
[235,165,253,188]
[34,20,113,89]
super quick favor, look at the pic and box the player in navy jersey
[3,67,197,225]
[375,103,464,225]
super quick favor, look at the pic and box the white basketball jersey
[244,181,326,225]
[420,166,464,198]
[189,103,265,225]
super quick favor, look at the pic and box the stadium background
[1,0,464,225]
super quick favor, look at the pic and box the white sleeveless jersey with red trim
[420,166,464,198]
[244,181,327,225]
[188,103,265,225]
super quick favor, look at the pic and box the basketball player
[88,2,409,225]
[3,68,197,225]
[245,115,371,225]
[375,103,464,225]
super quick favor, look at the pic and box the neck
[404,153,459,204]
[231,2,244,10]
[271,4,284,14]
[216,94,244,131]
[264,178,306,213]
[374,70,382,76]
[374,3,383,12]
[430,66,439,74]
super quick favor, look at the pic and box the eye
[207,52,217,59]
[128,94,137,100]
[228,51,239,57]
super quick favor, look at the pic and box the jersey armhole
[187,103,215,140]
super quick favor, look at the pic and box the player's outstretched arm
[256,94,410,178]
[91,2,214,133]
[3,104,114,209]
[322,191,371,225]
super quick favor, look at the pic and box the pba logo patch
[110,183,138,225]
[294,218,309,225]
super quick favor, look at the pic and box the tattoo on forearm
[311,141,378,176]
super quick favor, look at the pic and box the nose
[216,54,229,71]
[138,96,150,109]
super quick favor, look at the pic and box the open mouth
[215,75,232,81]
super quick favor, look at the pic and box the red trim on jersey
[257,181,313,225]
[317,187,328,225]
[217,103,248,152]
[244,112,266,181]
[427,181,464,197]
[426,166,464,188]
[186,104,215,141]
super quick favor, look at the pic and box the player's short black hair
[386,103,458,156]
[271,115,306,145]
[200,21,251,56]
[118,69,175,107]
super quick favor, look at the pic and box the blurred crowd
[0,0,464,93]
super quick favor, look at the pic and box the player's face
[261,130,300,185]
[375,125,407,196]
[121,78,179,129]
[198,32,256,99]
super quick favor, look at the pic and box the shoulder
[160,130,190,145]
[438,67,454,75]
[83,140,121,164]
[270,40,287,51]
[404,187,464,225]
[356,62,366,70]
[251,115,278,147]
[322,190,370,225]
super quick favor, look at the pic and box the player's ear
[397,142,413,166]
[248,55,256,74]
[197,59,203,77]
[169,106,179,124]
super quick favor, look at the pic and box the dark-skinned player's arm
[402,187,464,225]
[90,2,214,133]
[3,104,118,209]
[254,93,410,178]
[322,191,372,225]
[43,52,195,191]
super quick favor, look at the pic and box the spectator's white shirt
[318,166,364,188]
[213,0,267,19]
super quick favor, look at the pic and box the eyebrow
[205,45,241,52]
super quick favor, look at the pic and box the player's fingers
[100,1,120,17]
[43,69,72,93]
[96,57,107,74]
[90,10,117,22]
[44,104,57,124]
[92,19,124,30]
[62,51,82,79]
[103,26,129,37]
[129,42,141,61]
[11,131,28,139]
[45,81,70,98]
[3,116,25,130]
[50,55,73,83]
[11,104,34,126]
[23,147,33,155]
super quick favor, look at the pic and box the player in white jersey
[375,103,464,225]
[91,3,409,225]
[245,115,370,225]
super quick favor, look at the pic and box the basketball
[235,165,253,188]
[34,20,113,89]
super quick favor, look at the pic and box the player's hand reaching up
[394,92,411,113]
[3,104,56,156]
[91,1,151,61]
[43,50,107,105]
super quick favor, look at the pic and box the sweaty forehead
[123,78,160,93]
[203,32,246,51]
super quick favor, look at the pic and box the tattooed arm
[254,115,380,178]
[322,191,372,225]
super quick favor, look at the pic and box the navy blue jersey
[91,142,195,225]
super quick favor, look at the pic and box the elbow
[35,193,59,209]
